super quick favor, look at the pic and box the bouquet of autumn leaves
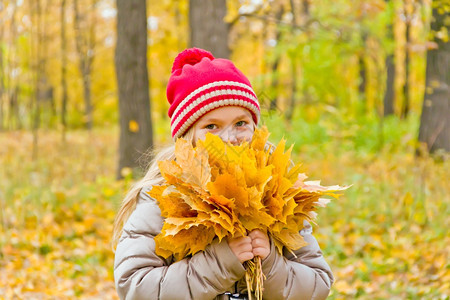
[149,127,347,299]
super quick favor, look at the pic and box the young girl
[113,48,334,300]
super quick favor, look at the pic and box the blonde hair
[112,128,195,250]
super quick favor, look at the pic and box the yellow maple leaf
[151,186,196,218]
[174,138,211,191]
[208,173,246,209]
[128,120,139,132]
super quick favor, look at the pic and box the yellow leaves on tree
[150,126,347,260]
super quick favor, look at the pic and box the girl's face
[192,106,254,145]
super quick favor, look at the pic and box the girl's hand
[248,230,270,260]
[228,235,254,264]
[228,230,271,263]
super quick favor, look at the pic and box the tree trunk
[286,0,299,121]
[61,0,68,141]
[32,0,43,160]
[73,0,95,130]
[383,54,395,116]
[115,0,153,179]
[383,0,395,117]
[0,24,4,131]
[302,0,309,16]
[269,5,284,111]
[358,32,368,114]
[8,1,19,130]
[189,0,229,58]
[82,73,92,128]
[9,87,20,129]
[417,1,450,155]
[44,0,56,121]
[402,10,411,119]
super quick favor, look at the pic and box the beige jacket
[114,187,334,300]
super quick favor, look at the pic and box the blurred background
[0,0,449,299]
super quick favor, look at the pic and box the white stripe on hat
[171,88,259,131]
[171,80,259,120]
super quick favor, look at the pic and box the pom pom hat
[167,48,260,139]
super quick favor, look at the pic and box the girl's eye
[205,124,216,130]
[235,121,246,127]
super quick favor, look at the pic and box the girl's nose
[219,127,238,145]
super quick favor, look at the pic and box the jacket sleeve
[260,221,334,300]
[114,188,246,300]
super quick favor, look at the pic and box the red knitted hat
[167,48,260,139]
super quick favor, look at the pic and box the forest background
[0,0,449,299]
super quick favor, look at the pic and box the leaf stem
[245,256,265,300]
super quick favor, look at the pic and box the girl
[113,48,334,300]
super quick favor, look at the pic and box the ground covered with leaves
[1,118,449,299]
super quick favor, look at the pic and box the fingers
[252,247,268,258]
[239,251,255,263]
[248,229,267,240]
[228,230,271,263]
[228,236,254,264]
[229,236,252,249]
[251,237,268,248]
[249,230,270,260]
